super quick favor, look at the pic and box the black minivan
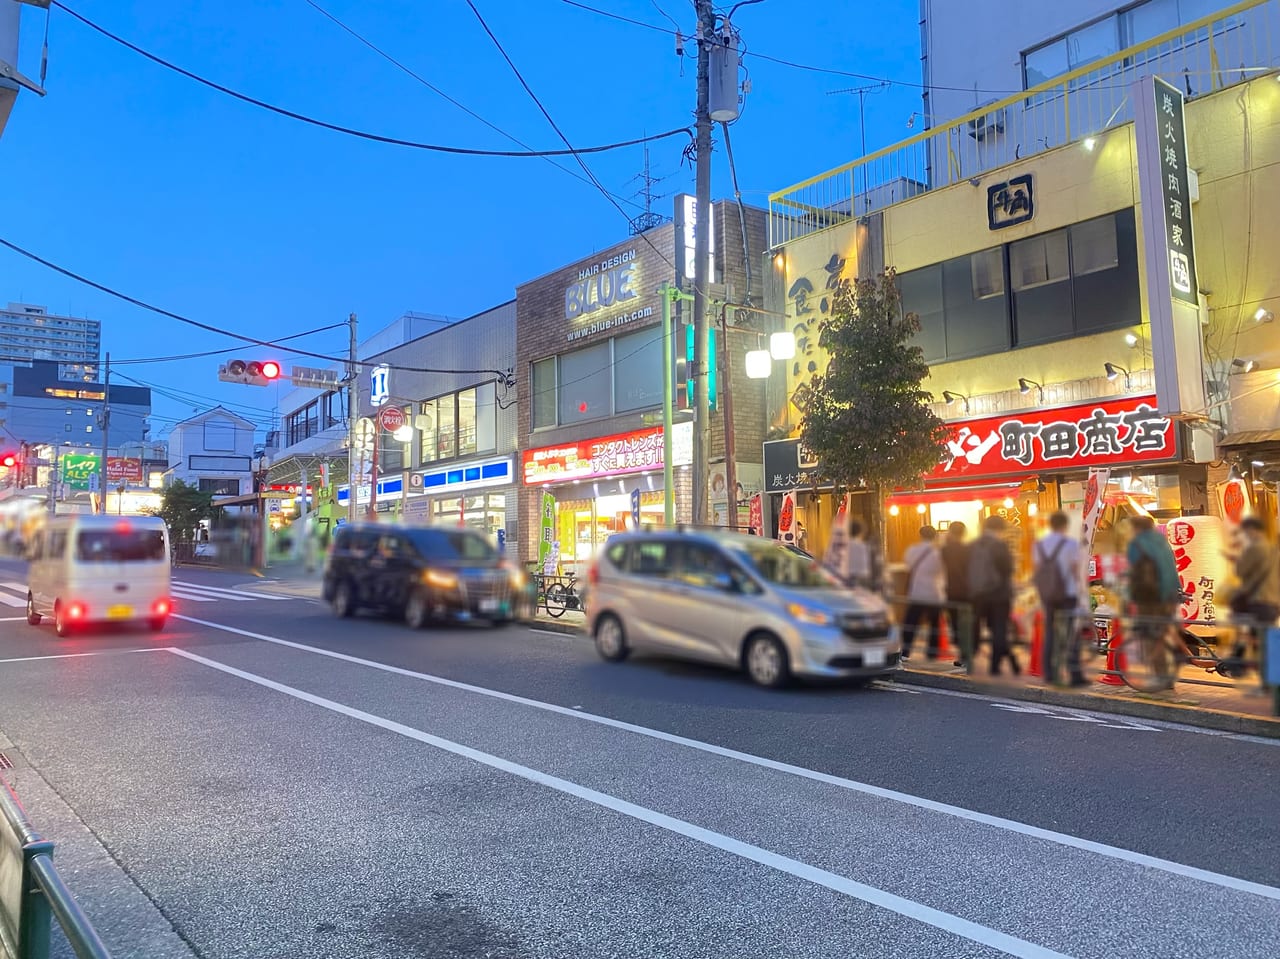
[322,523,526,627]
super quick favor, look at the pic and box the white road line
[0,592,25,608]
[167,646,1070,959]
[170,587,246,603]
[167,589,217,603]
[172,581,290,601]
[172,614,1280,903]
[0,617,28,622]
[0,648,165,664]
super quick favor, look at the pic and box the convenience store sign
[524,426,664,484]
[933,395,1175,481]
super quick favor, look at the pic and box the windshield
[406,528,497,563]
[735,540,840,589]
[75,529,167,563]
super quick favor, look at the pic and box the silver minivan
[585,529,900,688]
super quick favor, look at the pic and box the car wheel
[744,633,789,688]
[404,591,430,630]
[148,616,167,633]
[26,594,41,627]
[54,604,73,639]
[594,614,629,662]
[331,581,356,618]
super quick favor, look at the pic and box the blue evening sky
[2,0,929,437]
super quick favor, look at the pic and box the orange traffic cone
[936,609,953,659]
[1098,616,1127,686]
[1028,608,1044,679]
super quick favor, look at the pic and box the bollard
[1028,608,1044,679]
[1098,616,1127,686]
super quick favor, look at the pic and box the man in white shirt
[901,526,946,660]
[1033,510,1085,687]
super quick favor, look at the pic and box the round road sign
[378,406,406,432]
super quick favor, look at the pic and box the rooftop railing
[769,0,1278,248]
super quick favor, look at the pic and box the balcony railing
[769,0,1278,248]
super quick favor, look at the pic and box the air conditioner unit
[967,101,1006,141]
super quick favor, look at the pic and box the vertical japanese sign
[1078,468,1111,603]
[748,494,763,536]
[777,491,797,546]
[824,494,850,571]
[1135,75,1204,418]
[538,492,555,567]
[1152,79,1197,304]
[630,488,641,529]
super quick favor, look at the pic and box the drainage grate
[0,752,12,770]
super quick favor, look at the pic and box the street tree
[798,268,949,544]
[150,479,219,543]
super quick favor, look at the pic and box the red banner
[105,457,144,482]
[523,426,664,485]
[931,395,1175,482]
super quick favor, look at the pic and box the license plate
[863,646,886,667]
[478,598,500,614]
[107,605,133,620]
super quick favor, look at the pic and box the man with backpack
[1033,511,1085,687]
[1126,515,1181,621]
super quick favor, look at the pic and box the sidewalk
[528,611,1280,738]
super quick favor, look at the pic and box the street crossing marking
[0,582,29,607]
[171,614,1280,904]
[169,647,1073,959]
[991,701,1158,732]
[172,581,291,601]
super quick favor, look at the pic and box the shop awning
[1217,429,1280,451]
[886,481,1022,506]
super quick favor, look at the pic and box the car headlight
[787,603,835,626]
[423,569,458,590]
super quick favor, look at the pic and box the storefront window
[613,327,663,413]
[457,387,477,457]
[419,397,440,463]
[557,341,612,426]
[1010,230,1070,291]
[430,492,506,538]
[532,358,556,429]
[475,382,497,453]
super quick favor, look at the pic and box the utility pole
[691,0,715,527]
[346,313,359,524]
[99,352,110,514]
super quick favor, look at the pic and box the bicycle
[543,571,583,618]
[1118,600,1255,693]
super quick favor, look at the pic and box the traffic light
[219,359,283,387]
[0,452,14,469]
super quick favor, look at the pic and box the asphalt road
[1,558,1278,958]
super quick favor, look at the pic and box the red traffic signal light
[0,453,14,469]
[219,359,283,386]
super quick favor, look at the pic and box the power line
[53,2,692,159]
[113,323,347,366]
[559,0,1064,96]
[300,0,647,213]
[0,235,512,379]
[460,0,677,272]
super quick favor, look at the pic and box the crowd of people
[822,509,1279,686]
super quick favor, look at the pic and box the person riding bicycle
[1125,515,1180,626]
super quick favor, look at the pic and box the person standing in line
[901,526,946,661]
[842,518,872,589]
[1125,514,1181,622]
[1033,511,1086,687]
[1229,516,1280,657]
[968,515,1019,676]
[940,522,971,666]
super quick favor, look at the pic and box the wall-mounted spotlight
[942,390,970,414]
[1104,362,1132,389]
[1255,308,1274,324]
[1018,377,1044,402]
[1231,358,1257,373]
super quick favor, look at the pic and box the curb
[894,669,1280,738]
[524,618,1279,738]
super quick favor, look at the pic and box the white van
[26,515,172,636]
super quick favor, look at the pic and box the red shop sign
[524,425,665,485]
[931,395,1176,482]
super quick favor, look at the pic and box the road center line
[172,614,1280,903]
[167,646,1069,959]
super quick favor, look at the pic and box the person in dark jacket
[968,515,1019,676]
[1125,515,1180,619]
[940,522,971,665]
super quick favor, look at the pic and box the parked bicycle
[1117,596,1256,693]
[543,571,583,618]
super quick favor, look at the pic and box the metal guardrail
[769,0,1279,247]
[0,780,111,959]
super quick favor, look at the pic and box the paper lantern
[1164,516,1228,628]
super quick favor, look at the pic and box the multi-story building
[165,407,258,498]
[0,360,149,452]
[351,302,518,542]
[516,197,770,571]
[766,0,1279,606]
[0,303,101,365]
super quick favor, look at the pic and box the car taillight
[587,562,599,586]
[152,598,171,616]
[66,602,87,620]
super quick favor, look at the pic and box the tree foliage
[150,479,218,542]
[799,269,949,494]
